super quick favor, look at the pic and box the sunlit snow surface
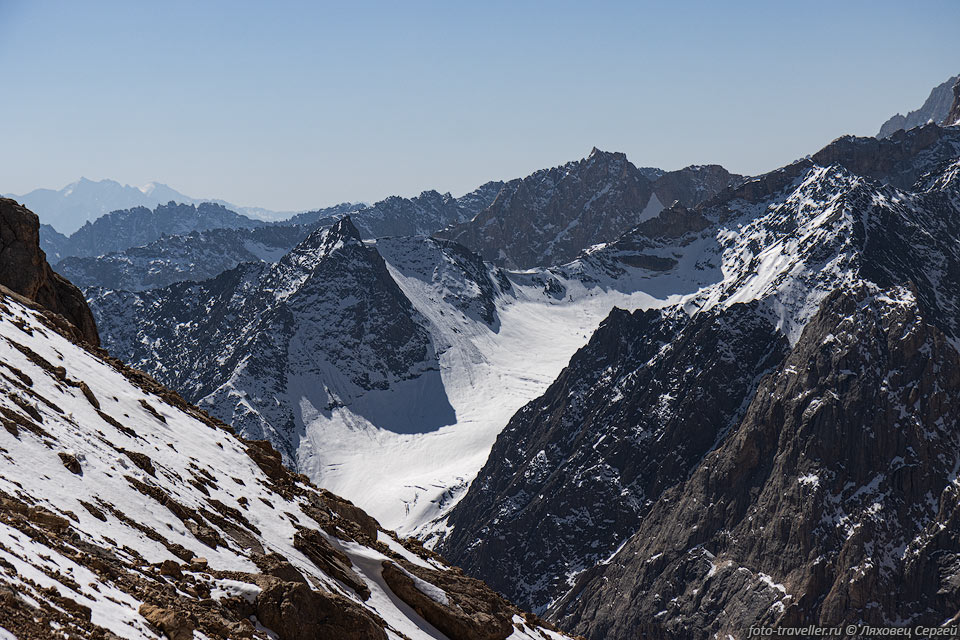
[0,292,572,640]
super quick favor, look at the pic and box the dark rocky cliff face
[436,150,740,270]
[653,164,743,209]
[0,198,99,346]
[438,148,658,269]
[552,286,960,638]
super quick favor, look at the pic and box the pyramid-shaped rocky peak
[328,215,363,242]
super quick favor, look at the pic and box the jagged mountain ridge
[290,182,506,239]
[877,74,959,138]
[436,149,742,269]
[46,201,268,263]
[4,177,304,234]
[436,124,960,628]
[56,225,313,291]
[0,201,573,640]
[51,182,502,291]
[88,126,960,542]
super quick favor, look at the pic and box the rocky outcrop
[254,577,387,640]
[878,74,959,138]
[0,198,99,345]
[381,560,516,640]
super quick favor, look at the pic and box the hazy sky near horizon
[1,0,958,210]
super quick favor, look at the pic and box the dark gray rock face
[288,182,503,240]
[653,164,743,208]
[553,286,960,639]
[436,151,742,270]
[39,224,70,264]
[812,123,960,190]
[877,74,959,138]
[0,198,99,345]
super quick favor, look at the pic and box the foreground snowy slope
[0,282,571,639]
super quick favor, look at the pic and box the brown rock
[26,506,70,533]
[58,595,92,621]
[323,494,380,541]
[139,603,195,640]
[254,577,387,640]
[57,451,82,474]
[252,552,307,584]
[246,439,286,483]
[293,528,370,600]
[77,381,100,409]
[159,559,182,579]
[0,198,99,346]
[381,560,514,640]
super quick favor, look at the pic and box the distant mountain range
[4,177,304,234]
[437,149,742,269]
[42,184,501,287]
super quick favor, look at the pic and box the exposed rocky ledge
[0,197,99,346]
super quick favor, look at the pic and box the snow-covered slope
[0,282,572,639]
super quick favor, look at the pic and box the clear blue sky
[1,0,958,210]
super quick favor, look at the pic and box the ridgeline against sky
[1,0,958,214]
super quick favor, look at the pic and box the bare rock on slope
[0,197,99,345]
